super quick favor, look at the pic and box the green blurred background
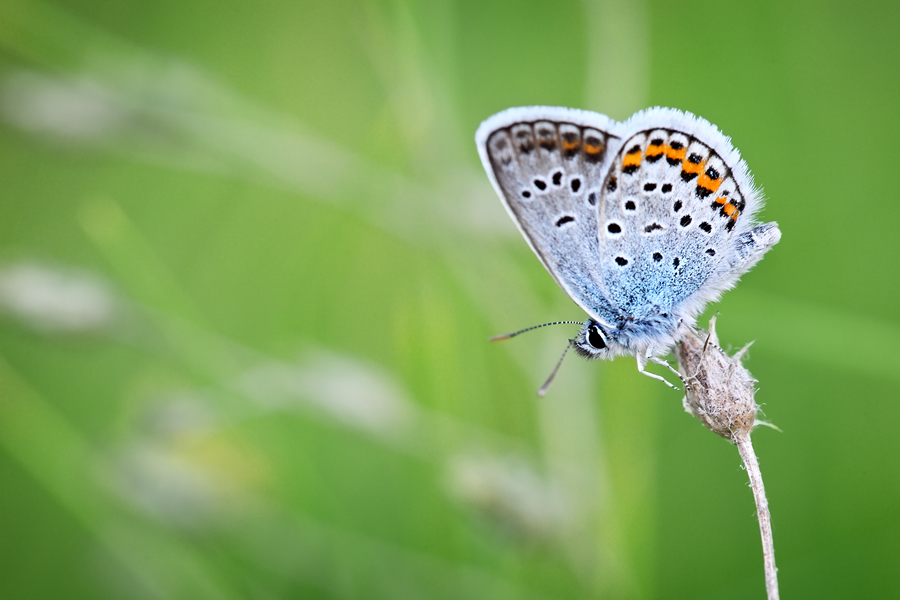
[0,0,898,598]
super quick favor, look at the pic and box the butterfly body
[476,106,780,385]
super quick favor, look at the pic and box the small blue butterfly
[476,107,780,393]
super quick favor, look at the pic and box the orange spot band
[681,159,705,174]
[697,173,722,192]
[665,146,686,161]
[623,152,642,167]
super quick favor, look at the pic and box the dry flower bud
[674,316,758,441]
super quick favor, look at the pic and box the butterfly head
[573,319,625,360]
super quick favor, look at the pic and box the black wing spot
[695,185,714,198]
[615,257,628,266]
[706,166,720,180]
[653,252,663,262]
[534,178,547,190]
[607,223,622,234]
[673,257,680,268]
[706,248,716,256]
[521,190,531,199]
[673,200,682,212]
[669,141,684,150]
[627,144,641,154]
[680,215,693,227]
[643,183,657,192]
[650,138,664,146]
[661,183,673,193]
[644,223,663,233]
[688,153,702,164]
[587,191,597,206]
[681,170,699,182]
[607,176,617,192]
[552,171,563,186]
[571,178,582,193]
[625,200,636,211]
[623,164,639,175]
[556,215,575,227]
[699,221,712,233]
[726,219,736,231]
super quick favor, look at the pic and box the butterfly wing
[595,108,780,324]
[476,107,624,325]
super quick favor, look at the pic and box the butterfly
[476,107,780,393]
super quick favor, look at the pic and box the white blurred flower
[110,393,266,531]
[237,351,414,439]
[113,440,222,530]
[138,392,219,439]
[0,262,118,334]
[1,71,126,142]
[446,452,569,541]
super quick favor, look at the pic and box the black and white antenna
[489,320,582,342]
[489,320,583,396]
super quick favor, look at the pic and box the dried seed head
[674,316,758,441]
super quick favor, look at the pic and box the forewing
[476,107,622,323]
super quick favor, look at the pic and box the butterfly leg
[635,353,680,391]
[649,356,684,381]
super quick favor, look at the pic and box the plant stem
[734,432,779,600]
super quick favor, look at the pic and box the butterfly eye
[588,325,607,350]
